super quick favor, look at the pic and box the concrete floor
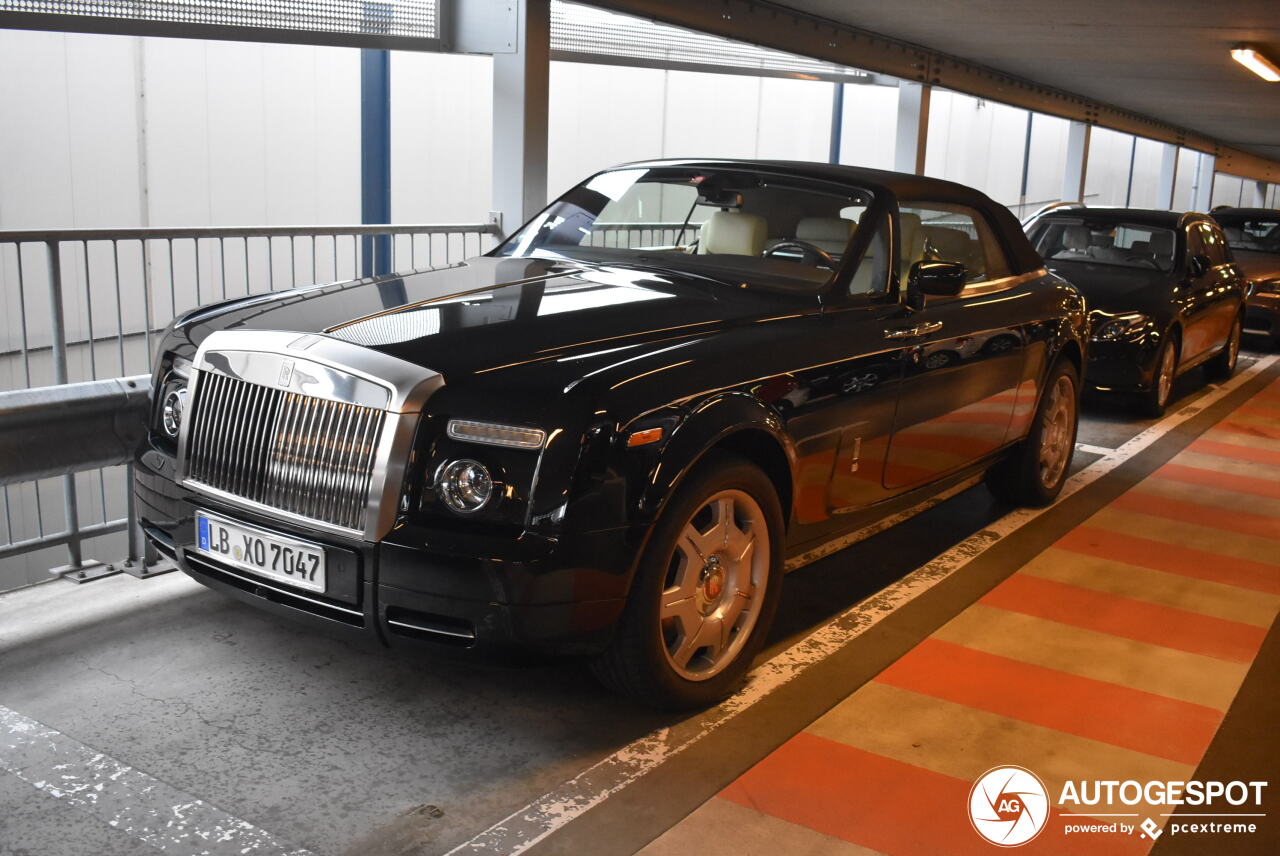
[1,347,1275,856]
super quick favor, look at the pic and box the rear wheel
[1142,334,1178,418]
[988,360,1079,507]
[591,452,783,709]
[1206,314,1243,380]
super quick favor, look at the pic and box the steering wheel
[763,240,836,269]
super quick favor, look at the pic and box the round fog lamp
[162,387,187,438]
[436,459,494,514]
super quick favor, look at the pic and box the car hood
[1232,249,1280,284]
[172,256,818,381]
[1044,260,1171,314]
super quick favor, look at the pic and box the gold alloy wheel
[659,489,770,681]
[1156,342,1176,408]
[1038,373,1076,488]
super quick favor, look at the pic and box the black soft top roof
[615,158,1044,274]
[1212,207,1280,221]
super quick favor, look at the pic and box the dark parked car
[1026,208,1247,416]
[136,159,1086,707]
[1211,207,1280,348]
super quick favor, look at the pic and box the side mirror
[1188,253,1212,278]
[909,260,967,299]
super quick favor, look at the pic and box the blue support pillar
[828,82,844,165]
[361,48,392,280]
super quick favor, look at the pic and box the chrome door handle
[884,320,943,339]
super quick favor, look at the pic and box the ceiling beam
[586,0,1280,183]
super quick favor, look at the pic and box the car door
[881,203,1028,491]
[1196,222,1245,351]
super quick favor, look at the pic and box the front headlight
[435,459,496,514]
[1092,313,1150,341]
[157,356,193,439]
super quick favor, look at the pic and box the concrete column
[492,0,550,236]
[1062,121,1091,203]
[894,82,930,175]
[1156,143,1179,210]
[1248,180,1267,208]
[360,49,392,280]
[1191,153,1216,212]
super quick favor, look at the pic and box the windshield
[493,166,876,291]
[1031,218,1176,272]
[1214,215,1280,254]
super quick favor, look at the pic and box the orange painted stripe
[1213,420,1280,441]
[1114,489,1280,540]
[719,732,1145,856]
[1189,437,1280,467]
[875,639,1221,765]
[1055,525,1280,595]
[981,574,1266,664]
[1154,462,1280,500]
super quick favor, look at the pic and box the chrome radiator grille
[184,371,386,532]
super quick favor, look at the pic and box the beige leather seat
[795,217,856,255]
[698,211,768,256]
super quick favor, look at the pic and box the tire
[987,360,1080,507]
[1206,314,1243,381]
[1141,332,1179,418]
[591,451,784,709]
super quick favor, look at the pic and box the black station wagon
[1027,208,1247,416]
[136,160,1087,708]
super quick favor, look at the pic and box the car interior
[1034,220,1176,271]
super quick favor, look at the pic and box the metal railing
[0,221,501,591]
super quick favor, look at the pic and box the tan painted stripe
[1199,428,1280,455]
[807,682,1192,819]
[1087,506,1280,566]
[1217,409,1280,429]
[1022,548,1280,629]
[638,794,884,856]
[1168,449,1280,483]
[931,604,1248,710]
[1134,476,1280,520]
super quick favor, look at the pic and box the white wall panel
[391,52,493,224]
[838,83,897,170]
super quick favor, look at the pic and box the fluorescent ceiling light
[1231,46,1280,82]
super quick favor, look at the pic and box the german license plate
[194,510,326,593]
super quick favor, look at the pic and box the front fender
[631,391,797,525]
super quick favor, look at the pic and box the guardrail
[0,221,501,591]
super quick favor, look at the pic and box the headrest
[698,211,767,257]
[796,217,855,249]
[1063,225,1092,251]
[1149,230,1175,256]
[1129,240,1151,255]
[1093,234,1115,249]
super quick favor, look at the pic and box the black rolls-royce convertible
[136,160,1087,708]
[1026,208,1247,416]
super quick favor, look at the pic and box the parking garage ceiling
[784,0,1280,163]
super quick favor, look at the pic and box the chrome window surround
[175,329,444,541]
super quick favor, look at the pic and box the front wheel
[591,452,784,709]
[1141,334,1179,417]
[987,361,1080,507]
[1206,314,1242,380]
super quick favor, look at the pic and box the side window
[847,212,890,296]
[898,203,1011,286]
